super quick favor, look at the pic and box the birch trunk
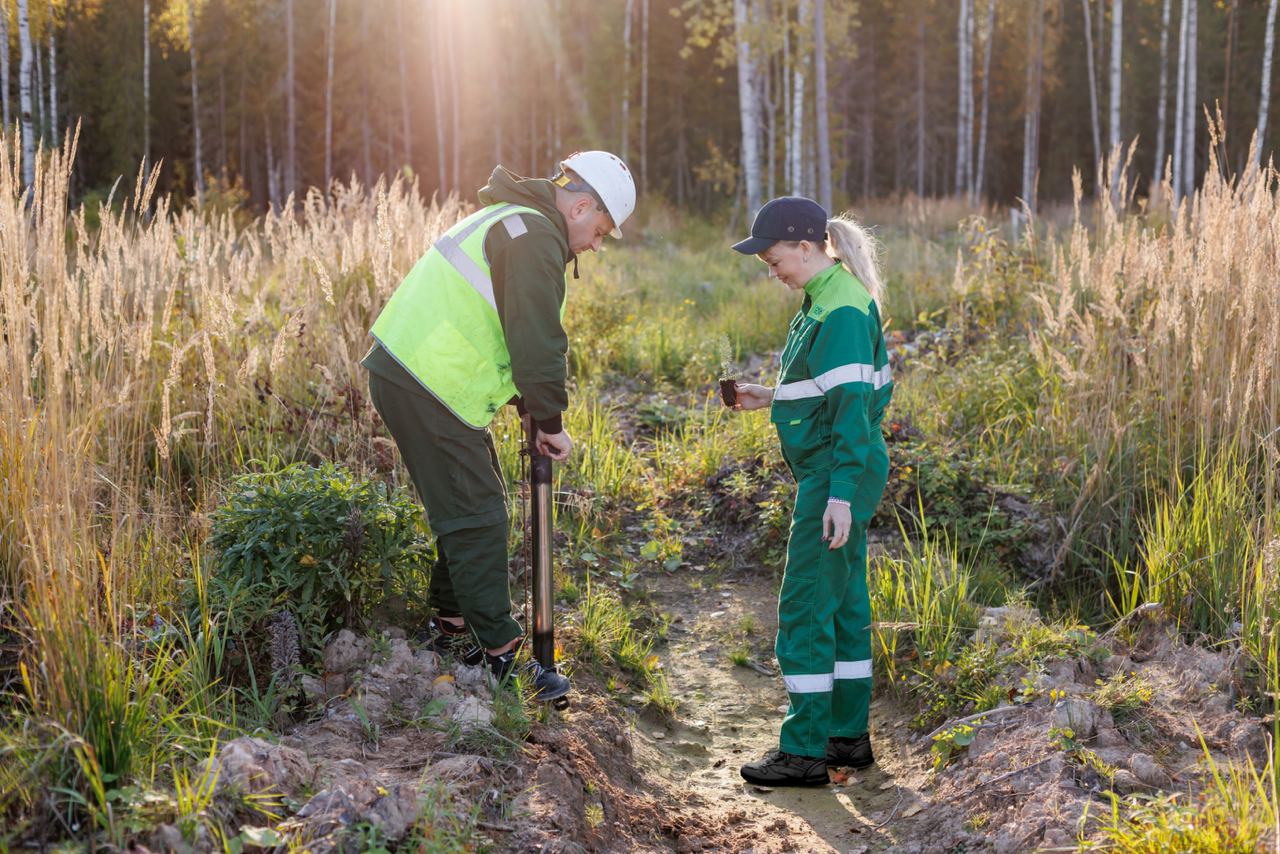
[143,0,150,172]
[1082,0,1102,168]
[789,0,810,195]
[430,4,447,194]
[955,0,970,196]
[265,119,279,209]
[764,15,777,201]
[324,0,336,188]
[975,0,995,200]
[621,0,633,162]
[47,17,55,145]
[640,0,649,190]
[1184,0,1196,198]
[1022,0,1045,211]
[1154,0,1171,187]
[360,1,372,182]
[734,0,762,215]
[1108,0,1122,151]
[814,0,831,210]
[1173,0,1188,199]
[396,0,411,167]
[1,0,9,130]
[33,34,39,137]
[17,0,32,188]
[286,0,296,199]
[187,0,204,201]
[916,19,925,197]
[1256,0,1277,166]
[446,7,459,189]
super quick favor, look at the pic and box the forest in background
[2,0,1278,215]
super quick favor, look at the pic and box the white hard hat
[558,150,636,239]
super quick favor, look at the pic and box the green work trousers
[367,371,522,651]
[775,475,876,759]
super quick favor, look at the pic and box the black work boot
[826,733,875,769]
[417,616,484,666]
[486,647,571,702]
[739,750,829,787]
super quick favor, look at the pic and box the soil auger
[521,414,570,710]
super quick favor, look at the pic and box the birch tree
[975,0,996,199]
[621,0,633,162]
[955,0,973,196]
[285,0,296,199]
[187,0,204,201]
[1183,0,1196,198]
[916,18,925,197]
[1081,0,1101,167]
[323,0,335,188]
[1,0,9,129]
[1108,0,1121,153]
[1256,0,1277,167]
[640,0,649,190]
[734,0,762,216]
[814,0,831,211]
[430,4,447,194]
[789,0,810,196]
[1153,0,1171,187]
[1172,0,1188,198]
[143,0,151,172]
[446,6,459,189]
[396,0,411,167]
[1022,0,1045,211]
[17,0,32,188]
[47,13,55,145]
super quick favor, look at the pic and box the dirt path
[631,558,936,854]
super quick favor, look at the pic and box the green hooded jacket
[363,166,573,433]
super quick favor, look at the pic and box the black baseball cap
[732,196,830,255]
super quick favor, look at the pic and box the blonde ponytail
[825,214,884,304]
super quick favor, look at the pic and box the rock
[452,695,494,729]
[432,680,458,702]
[1095,725,1127,749]
[324,630,371,674]
[301,674,327,702]
[205,736,313,798]
[515,762,584,835]
[1112,769,1144,794]
[364,784,420,840]
[974,605,1042,644]
[454,663,493,694]
[1051,699,1100,738]
[676,836,706,852]
[413,648,440,678]
[430,754,485,780]
[1129,753,1171,789]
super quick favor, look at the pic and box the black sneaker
[739,750,829,787]
[417,617,484,666]
[826,733,875,769]
[486,648,571,702]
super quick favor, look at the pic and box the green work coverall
[769,262,893,759]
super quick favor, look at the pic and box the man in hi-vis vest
[363,151,636,701]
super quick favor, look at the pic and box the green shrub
[205,462,427,674]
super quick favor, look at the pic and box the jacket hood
[477,166,569,254]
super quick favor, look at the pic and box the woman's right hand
[733,383,773,411]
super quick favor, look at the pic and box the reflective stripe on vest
[368,202,556,428]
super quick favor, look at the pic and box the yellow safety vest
[370,203,553,428]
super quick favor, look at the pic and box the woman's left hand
[822,501,852,550]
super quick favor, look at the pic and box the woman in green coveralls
[731,197,893,787]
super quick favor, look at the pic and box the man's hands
[822,500,852,550]
[535,429,573,461]
[733,383,773,411]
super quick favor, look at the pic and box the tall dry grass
[1034,133,1280,651]
[0,127,462,823]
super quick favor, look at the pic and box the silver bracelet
[827,497,851,507]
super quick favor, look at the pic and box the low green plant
[205,461,428,673]
[931,723,976,772]
[1090,672,1154,726]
